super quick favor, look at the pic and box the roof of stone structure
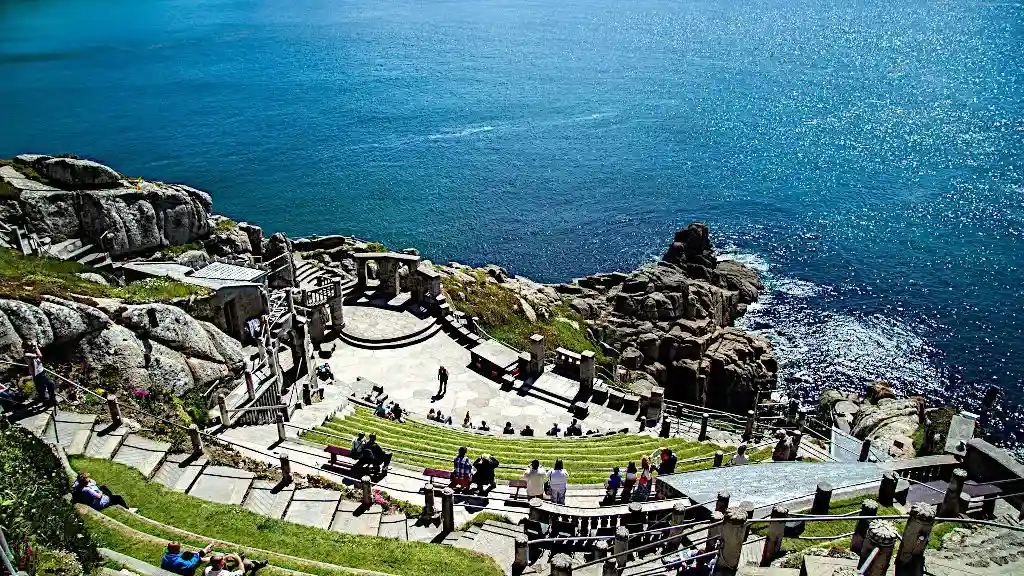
[351,251,420,261]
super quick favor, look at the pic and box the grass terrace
[71,458,502,576]
[302,407,771,484]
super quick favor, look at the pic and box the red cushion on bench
[423,468,451,478]
[325,445,352,457]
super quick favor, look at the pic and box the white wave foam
[428,125,494,139]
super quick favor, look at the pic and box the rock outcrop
[2,156,212,255]
[556,223,775,413]
[819,385,923,459]
[0,296,244,394]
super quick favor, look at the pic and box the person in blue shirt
[72,471,128,510]
[162,541,214,576]
[604,467,622,503]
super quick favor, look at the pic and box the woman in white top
[547,459,569,504]
[523,459,547,499]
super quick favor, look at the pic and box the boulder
[238,222,264,257]
[200,321,244,368]
[204,224,252,257]
[186,357,231,388]
[851,398,920,440]
[662,223,716,269]
[146,340,195,394]
[19,190,82,242]
[0,310,23,359]
[35,157,122,189]
[620,346,644,369]
[714,260,762,304]
[119,303,225,363]
[77,184,211,255]
[265,233,294,288]
[38,296,110,344]
[76,272,109,285]
[570,298,596,319]
[700,328,777,413]
[174,249,210,269]
[72,324,150,390]
[0,299,54,347]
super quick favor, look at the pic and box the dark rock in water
[35,157,122,189]
[663,223,716,269]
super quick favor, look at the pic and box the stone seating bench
[508,479,528,499]
[325,445,353,465]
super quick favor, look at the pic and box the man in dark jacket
[472,454,500,493]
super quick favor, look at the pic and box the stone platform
[342,305,433,341]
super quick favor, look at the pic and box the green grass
[0,248,209,303]
[365,242,387,253]
[752,495,954,555]
[443,272,606,361]
[457,512,513,532]
[70,458,501,576]
[159,242,203,258]
[302,407,771,484]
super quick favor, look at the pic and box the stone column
[716,507,747,574]
[529,334,545,376]
[715,490,731,514]
[878,471,899,507]
[550,554,573,576]
[278,452,292,479]
[329,279,345,330]
[422,484,435,520]
[860,520,898,576]
[743,410,755,441]
[647,386,665,422]
[789,430,802,460]
[579,350,596,389]
[308,306,325,343]
[666,501,688,552]
[613,526,629,568]
[217,394,230,427]
[811,482,833,515]
[713,451,724,468]
[244,368,255,401]
[441,488,455,533]
[529,497,546,522]
[859,438,873,462]
[698,413,709,441]
[361,476,373,506]
[939,468,968,517]
[107,394,122,427]
[356,260,368,290]
[851,499,879,553]
[760,505,788,567]
[896,503,935,569]
[188,425,204,455]
[514,536,529,571]
[276,414,286,443]
[257,326,268,367]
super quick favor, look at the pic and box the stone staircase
[445,520,526,576]
[46,236,114,269]
[924,513,1024,575]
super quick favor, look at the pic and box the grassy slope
[0,248,209,303]
[303,407,771,484]
[442,272,607,363]
[71,458,502,576]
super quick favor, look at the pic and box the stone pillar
[188,424,204,455]
[422,484,435,519]
[361,476,373,506]
[244,368,255,401]
[601,558,617,576]
[107,394,122,426]
[715,490,731,514]
[579,350,596,389]
[713,451,724,468]
[217,394,230,427]
[707,511,724,545]
[441,488,455,532]
[308,306,325,343]
[646,386,664,422]
[811,482,833,515]
[716,507,747,574]
[760,505,788,567]
[939,468,968,517]
[787,398,800,426]
[743,410,755,441]
[529,334,545,376]
[859,520,898,576]
[302,381,312,406]
[896,503,935,569]
[851,499,879,553]
[329,279,345,330]
[698,413,709,441]
[666,501,688,552]
[594,540,609,560]
[878,471,899,507]
[613,526,629,568]
[290,318,306,372]
[789,430,802,460]
[514,536,529,571]
[550,554,572,576]
[278,452,292,479]
[659,418,671,438]
[276,414,286,443]
[859,438,873,462]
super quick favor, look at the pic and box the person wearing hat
[162,541,214,576]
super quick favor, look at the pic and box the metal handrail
[573,522,720,570]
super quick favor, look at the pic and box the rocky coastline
[0,154,958,453]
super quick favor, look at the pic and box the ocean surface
[1,0,1022,450]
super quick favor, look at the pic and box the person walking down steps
[436,365,449,397]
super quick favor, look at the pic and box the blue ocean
[1,0,1021,449]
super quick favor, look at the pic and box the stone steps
[337,321,443,350]
[42,410,97,456]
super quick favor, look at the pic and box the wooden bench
[508,479,528,499]
[423,468,452,485]
[325,445,353,465]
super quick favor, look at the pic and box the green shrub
[158,243,202,259]
[0,427,100,573]
[110,278,209,304]
[32,547,84,576]
[365,242,387,253]
[457,512,513,531]
[214,219,237,233]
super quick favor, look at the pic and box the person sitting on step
[204,552,268,576]
[451,446,473,491]
[72,471,129,511]
[390,403,405,423]
[523,459,546,500]
[502,421,515,435]
[374,401,389,418]
[730,443,749,466]
[478,420,490,432]
[354,433,391,476]
[520,424,534,436]
[162,541,213,576]
[604,467,622,504]
[471,453,500,493]
[546,422,561,436]
[427,408,437,421]
[462,411,473,429]
[566,419,583,437]
[351,432,366,458]
[547,460,569,505]
[620,462,637,503]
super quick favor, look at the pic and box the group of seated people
[426,408,453,425]
[545,418,591,437]
[373,400,405,423]
[161,541,268,576]
[450,446,501,494]
[600,447,679,504]
[350,432,393,476]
